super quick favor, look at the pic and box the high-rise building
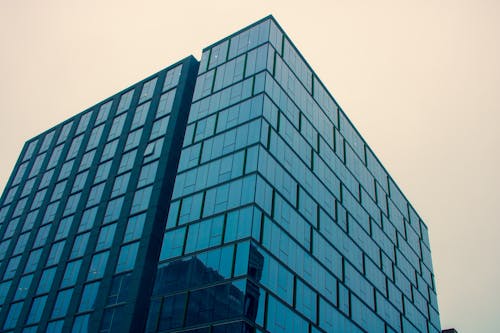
[0,16,440,333]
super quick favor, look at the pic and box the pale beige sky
[1,1,499,331]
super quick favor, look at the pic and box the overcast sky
[1,1,499,331]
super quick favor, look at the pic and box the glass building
[0,16,440,333]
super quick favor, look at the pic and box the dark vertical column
[126,56,199,333]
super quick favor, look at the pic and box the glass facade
[0,16,440,333]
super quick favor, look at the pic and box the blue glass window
[72,314,89,333]
[14,274,33,301]
[33,224,51,248]
[67,134,84,160]
[55,216,73,240]
[124,128,143,151]
[76,111,93,134]
[72,171,88,193]
[95,101,112,125]
[63,192,80,216]
[78,206,98,232]
[4,302,23,329]
[57,121,73,144]
[58,160,75,181]
[123,213,146,242]
[118,149,137,174]
[87,124,104,152]
[130,186,153,214]
[26,295,47,324]
[157,90,176,118]
[46,241,65,266]
[111,173,131,198]
[100,139,119,162]
[140,77,157,103]
[0,280,12,305]
[60,260,82,288]
[86,183,105,207]
[51,288,74,318]
[51,181,67,201]
[103,197,124,223]
[117,89,134,114]
[24,249,42,274]
[87,251,109,280]
[78,282,100,312]
[39,169,55,189]
[137,161,158,188]
[79,150,96,171]
[37,267,56,294]
[131,102,150,130]
[107,114,127,141]
[115,241,140,273]
[70,233,90,259]
[96,223,117,251]
[13,233,28,254]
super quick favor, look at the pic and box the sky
[1,1,499,331]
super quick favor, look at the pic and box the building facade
[0,16,440,333]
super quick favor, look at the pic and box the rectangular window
[163,64,182,91]
[96,223,117,251]
[31,188,47,209]
[13,274,33,301]
[70,233,90,259]
[117,89,134,114]
[104,197,124,223]
[107,114,127,141]
[95,101,112,125]
[123,213,146,242]
[13,232,30,255]
[149,116,170,140]
[139,77,157,103]
[78,207,98,232]
[79,282,100,312]
[51,288,73,318]
[47,145,64,169]
[118,150,137,174]
[4,256,21,279]
[57,121,74,144]
[26,295,48,324]
[157,90,175,118]
[111,172,131,198]
[3,302,23,330]
[46,241,65,266]
[34,224,52,248]
[115,242,140,273]
[124,128,143,151]
[51,181,67,202]
[94,161,112,184]
[79,150,96,172]
[55,216,73,240]
[29,153,46,178]
[86,183,105,207]
[60,260,82,288]
[39,169,55,189]
[25,249,42,274]
[76,111,93,134]
[86,124,105,151]
[66,135,84,160]
[36,267,56,294]
[64,192,81,216]
[137,161,158,188]
[58,160,75,181]
[130,102,150,130]
[40,131,55,152]
[87,251,109,281]
[72,171,88,193]
[130,186,153,214]
[100,139,119,162]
